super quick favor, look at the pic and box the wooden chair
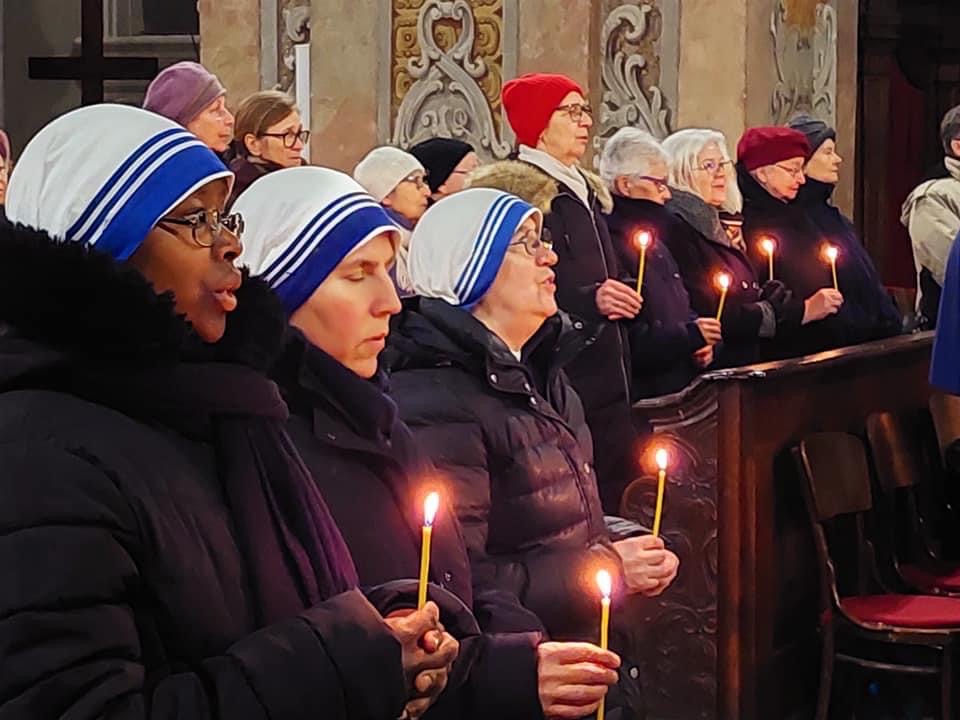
[794,432,960,719]
[866,410,960,592]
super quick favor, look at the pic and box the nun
[235,166,622,720]
[0,105,457,719]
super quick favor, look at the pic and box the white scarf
[518,145,591,207]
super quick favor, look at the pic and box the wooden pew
[618,332,935,720]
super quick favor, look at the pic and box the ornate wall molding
[386,0,516,160]
[593,1,679,169]
[771,0,837,125]
[260,0,310,92]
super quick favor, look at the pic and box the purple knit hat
[143,61,226,126]
[0,130,10,162]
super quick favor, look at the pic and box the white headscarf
[6,104,233,261]
[235,166,400,314]
[408,188,541,307]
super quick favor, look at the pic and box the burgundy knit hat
[737,127,811,172]
[143,61,226,126]
[502,73,584,148]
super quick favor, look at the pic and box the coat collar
[666,189,731,248]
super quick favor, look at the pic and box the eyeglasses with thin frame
[632,175,670,193]
[260,127,310,148]
[774,162,805,179]
[158,209,245,248]
[694,159,732,175]
[554,103,593,123]
[400,172,429,190]
[509,226,553,257]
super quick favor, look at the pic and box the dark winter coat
[739,167,901,357]
[606,195,708,398]
[383,297,623,640]
[227,155,290,207]
[664,190,803,367]
[271,331,546,720]
[0,223,407,720]
[525,163,642,512]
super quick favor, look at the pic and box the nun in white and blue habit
[0,105,420,719]
[237,167,564,720]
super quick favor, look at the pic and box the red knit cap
[736,127,811,172]
[502,73,585,148]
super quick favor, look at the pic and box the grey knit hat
[787,113,836,153]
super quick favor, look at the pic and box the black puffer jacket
[383,298,623,640]
[271,332,546,720]
[0,223,406,720]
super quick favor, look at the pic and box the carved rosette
[593,2,673,169]
[390,0,512,159]
[771,0,837,125]
[278,0,311,92]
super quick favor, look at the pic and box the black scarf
[0,222,358,625]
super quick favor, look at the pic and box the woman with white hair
[600,127,723,397]
[662,128,804,366]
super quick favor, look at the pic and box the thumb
[406,602,440,635]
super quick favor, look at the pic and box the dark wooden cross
[28,0,160,105]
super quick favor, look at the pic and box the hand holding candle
[652,448,669,537]
[760,237,776,282]
[635,231,651,295]
[596,569,613,720]
[824,245,839,291]
[715,272,731,321]
[417,491,440,609]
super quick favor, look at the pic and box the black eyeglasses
[632,175,670,192]
[509,227,553,256]
[158,209,245,247]
[555,103,593,123]
[260,127,310,148]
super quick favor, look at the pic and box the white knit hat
[352,146,425,202]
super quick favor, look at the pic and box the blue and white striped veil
[234,166,401,315]
[6,104,232,261]
[408,188,541,307]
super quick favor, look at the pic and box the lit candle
[760,237,776,282]
[824,245,839,291]
[596,569,613,720]
[652,448,669,537]
[635,231,651,295]
[715,272,731,321]
[417,491,440,609]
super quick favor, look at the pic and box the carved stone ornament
[279,0,311,92]
[593,2,673,169]
[770,0,837,126]
[391,0,512,159]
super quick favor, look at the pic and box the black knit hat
[787,113,836,154]
[409,138,475,193]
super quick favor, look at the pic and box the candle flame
[637,231,651,249]
[655,448,669,471]
[423,491,440,527]
[596,569,612,599]
[825,245,838,262]
[761,238,776,256]
[716,272,731,290]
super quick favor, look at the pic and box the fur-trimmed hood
[465,160,613,214]
[0,220,287,386]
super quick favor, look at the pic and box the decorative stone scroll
[593,1,678,169]
[771,0,837,126]
[259,0,310,92]
[389,0,514,160]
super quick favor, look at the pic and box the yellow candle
[825,245,839,291]
[652,448,669,537]
[761,237,776,282]
[417,491,440,609]
[596,570,613,720]
[636,231,651,295]
[715,272,731,321]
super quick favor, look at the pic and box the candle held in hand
[636,231,651,295]
[715,272,731,321]
[417,491,440,609]
[596,569,613,720]
[760,237,776,282]
[652,448,669,537]
[824,245,839,291]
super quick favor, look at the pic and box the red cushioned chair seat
[901,563,960,592]
[841,595,960,629]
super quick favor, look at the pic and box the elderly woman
[386,188,680,718]
[599,127,723,398]
[235,167,621,720]
[144,61,235,154]
[502,72,642,513]
[228,90,308,204]
[0,105,458,719]
[787,115,901,344]
[409,138,480,202]
[0,128,9,209]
